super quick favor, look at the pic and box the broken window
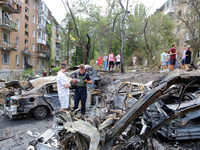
[2,53,10,64]
[16,55,19,66]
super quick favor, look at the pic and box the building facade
[156,0,199,53]
[0,0,61,76]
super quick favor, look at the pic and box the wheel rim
[34,106,47,118]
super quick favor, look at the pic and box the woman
[103,53,108,70]
[180,44,187,70]
[185,45,192,71]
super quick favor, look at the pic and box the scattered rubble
[2,68,200,149]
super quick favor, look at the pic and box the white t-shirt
[116,55,120,62]
[57,71,69,96]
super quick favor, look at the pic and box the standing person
[42,67,45,77]
[115,53,121,69]
[96,54,103,69]
[132,55,137,68]
[185,45,192,71]
[57,62,70,111]
[180,44,187,70]
[72,64,92,115]
[166,51,170,71]
[170,43,177,71]
[109,52,115,70]
[49,67,52,76]
[103,53,108,70]
[160,50,167,71]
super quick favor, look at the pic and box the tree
[119,0,129,73]
[178,0,200,60]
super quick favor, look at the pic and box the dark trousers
[109,61,114,70]
[74,89,87,114]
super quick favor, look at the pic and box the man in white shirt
[116,54,121,68]
[57,62,70,111]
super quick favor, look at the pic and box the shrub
[51,67,60,74]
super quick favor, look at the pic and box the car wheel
[33,106,48,119]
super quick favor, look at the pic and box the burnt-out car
[4,81,60,119]
[4,75,102,119]
[113,82,149,110]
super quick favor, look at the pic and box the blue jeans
[74,88,87,114]
[103,61,107,70]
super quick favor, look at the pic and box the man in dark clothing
[72,64,92,115]
[170,43,177,71]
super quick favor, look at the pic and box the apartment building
[0,0,61,76]
[156,0,199,52]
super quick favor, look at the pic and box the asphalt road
[0,114,53,150]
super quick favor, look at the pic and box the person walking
[180,44,187,70]
[103,53,108,70]
[72,64,92,115]
[57,62,70,111]
[160,50,167,71]
[96,54,103,69]
[170,43,177,71]
[132,55,137,68]
[109,52,115,70]
[185,45,192,71]
[115,53,121,69]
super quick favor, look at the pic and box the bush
[22,69,34,80]
[125,51,145,66]
[51,67,60,74]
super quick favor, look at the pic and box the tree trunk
[119,0,129,73]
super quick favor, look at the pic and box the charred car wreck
[27,71,200,149]
[4,65,102,119]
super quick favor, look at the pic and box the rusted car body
[27,71,200,149]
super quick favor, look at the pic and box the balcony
[0,0,21,13]
[22,48,33,56]
[37,51,47,58]
[37,38,46,45]
[0,41,18,51]
[164,6,175,15]
[0,18,18,32]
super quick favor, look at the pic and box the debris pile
[27,71,200,149]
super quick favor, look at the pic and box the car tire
[33,106,48,119]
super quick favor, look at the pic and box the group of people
[160,43,192,71]
[57,63,92,115]
[96,52,121,70]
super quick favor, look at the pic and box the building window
[32,58,35,66]
[33,30,35,37]
[25,0,29,5]
[16,55,19,66]
[38,2,43,11]
[32,44,35,51]
[25,31,29,37]
[33,15,35,23]
[2,32,9,43]
[25,23,28,29]
[37,44,40,51]
[25,7,29,13]
[2,53,10,64]
[25,40,28,45]
[42,60,45,66]
[38,17,41,25]
[16,19,20,29]
[25,15,29,21]
[37,30,41,38]
[16,37,19,46]
[37,59,40,65]
[33,1,36,9]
